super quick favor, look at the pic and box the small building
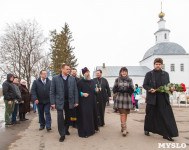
[93,64,150,89]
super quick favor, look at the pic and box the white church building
[93,10,189,90]
[140,11,189,88]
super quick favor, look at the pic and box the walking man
[50,64,79,142]
[70,68,80,128]
[31,70,52,131]
[93,69,111,127]
[143,58,178,141]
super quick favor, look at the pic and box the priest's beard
[84,74,91,80]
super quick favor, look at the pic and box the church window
[180,64,184,72]
[164,33,167,39]
[170,64,175,72]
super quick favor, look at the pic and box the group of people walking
[3,74,30,125]
[2,57,178,143]
[49,64,112,142]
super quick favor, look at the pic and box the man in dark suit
[31,70,52,131]
[50,64,79,142]
[143,58,178,141]
[93,69,111,127]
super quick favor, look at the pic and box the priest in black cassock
[77,67,99,138]
[143,58,178,141]
[93,69,111,127]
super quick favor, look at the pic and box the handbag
[135,95,141,100]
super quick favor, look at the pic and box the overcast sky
[0,0,189,75]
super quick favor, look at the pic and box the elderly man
[77,67,99,138]
[93,69,111,127]
[50,64,79,142]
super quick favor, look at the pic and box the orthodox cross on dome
[159,1,165,18]
[154,2,170,44]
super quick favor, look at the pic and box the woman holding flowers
[143,58,178,141]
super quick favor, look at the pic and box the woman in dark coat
[19,79,31,121]
[113,67,134,136]
[77,67,99,138]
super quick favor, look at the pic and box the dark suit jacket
[31,78,51,104]
[143,70,170,105]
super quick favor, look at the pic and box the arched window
[164,33,167,39]
[156,36,157,41]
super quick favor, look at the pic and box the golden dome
[159,12,165,18]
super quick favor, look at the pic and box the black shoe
[163,136,174,141]
[5,122,14,126]
[144,131,150,136]
[46,127,52,131]
[39,127,45,130]
[59,136,65,142]
[66,130,70,135]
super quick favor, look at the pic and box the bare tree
[0,20,49,91]
[32,53,51,79]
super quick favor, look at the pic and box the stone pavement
[7,104,189,150]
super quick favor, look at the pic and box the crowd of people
[2,58,178,143]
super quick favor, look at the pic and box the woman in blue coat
[134,84,140,111]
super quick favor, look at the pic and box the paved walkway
[6,104,189,150]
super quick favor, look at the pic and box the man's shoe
[39,127,45,130]
[66,130,70,135]
[46,127,52,131]
[144,131,150,136]
[59,136,65,142]
[163,136,174,141]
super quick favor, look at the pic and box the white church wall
[140,54,189,88]
[156,31,170,43]
[140,56,156,69]
[160,55,189,88]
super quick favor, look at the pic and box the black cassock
[93,77,111,126]
[144,70,178,137]
[77,79,98,137]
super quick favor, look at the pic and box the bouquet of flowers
[149,83,186,95]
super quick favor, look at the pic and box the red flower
[181,83,186,92]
